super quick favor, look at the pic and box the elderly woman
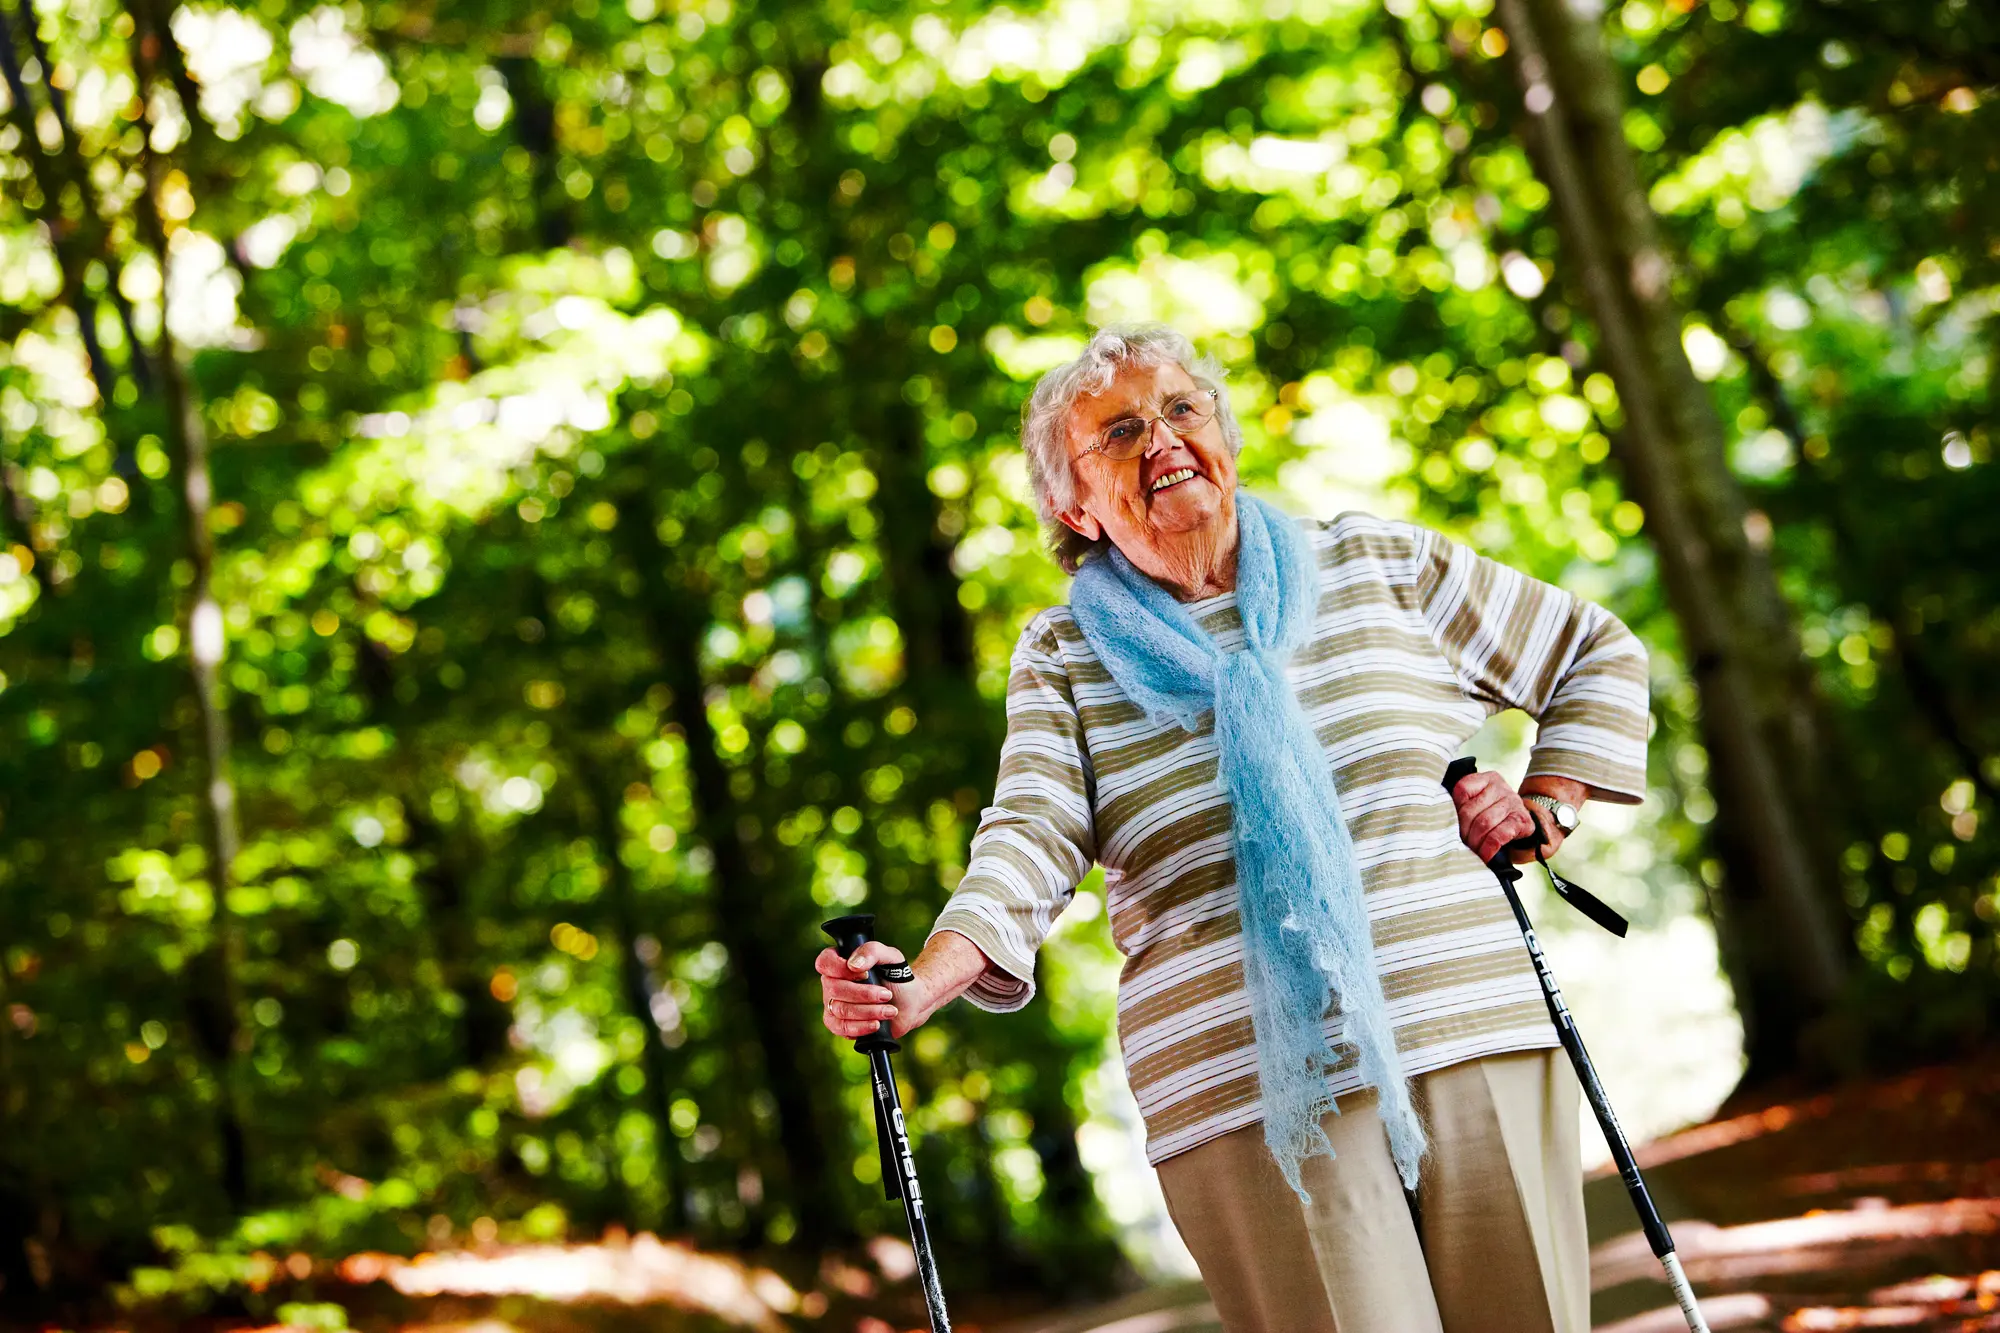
[814,326,1649,1333]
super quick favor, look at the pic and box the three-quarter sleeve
[928,614,1098,1012]
[1413,526,1651,804]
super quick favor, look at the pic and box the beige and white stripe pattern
[930,511,1650,1166]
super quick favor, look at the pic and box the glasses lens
[1166,394,1213,431]
[1099,419,1151,459]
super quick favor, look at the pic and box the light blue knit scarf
[1069,495,1425,1196]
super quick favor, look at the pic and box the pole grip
[1442,756,1541,878]
[822,914,900,1054]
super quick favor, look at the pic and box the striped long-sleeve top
[929,511,1650,1165]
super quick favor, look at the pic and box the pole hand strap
[1536,845,1629,938]
[1442,757,1629,938]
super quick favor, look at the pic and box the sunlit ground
[252,1061,1997,1331]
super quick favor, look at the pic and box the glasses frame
[1080,386,1221,461]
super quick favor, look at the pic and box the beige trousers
[1156,1051,1589,1333]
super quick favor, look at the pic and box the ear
[1055,504,1102,542]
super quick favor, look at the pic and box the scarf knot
[1069,496,1426,1196]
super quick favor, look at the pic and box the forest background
[0,0,1995,1323]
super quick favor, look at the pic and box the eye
[1166,396,1197,419]
[1105,420,1141,441]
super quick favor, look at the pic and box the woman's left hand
[1451,769,1567,864]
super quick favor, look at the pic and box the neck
[1127,510,1240,601]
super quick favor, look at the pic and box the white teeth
[1150,468,1197,493]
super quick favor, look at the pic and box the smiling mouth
[1150,467,1199,494]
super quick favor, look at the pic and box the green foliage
[0,0,1993,1319]
[1613,0,2000,1048]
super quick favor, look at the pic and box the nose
[1143,417,1177,455]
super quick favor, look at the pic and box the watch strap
[1523,793,1576,830]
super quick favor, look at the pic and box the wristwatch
[1524,793,1579,834]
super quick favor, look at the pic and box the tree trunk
[124,0,216,166]
[0,6,111,404]
[875,404,977,683]
[1,1,150,425]
[496,56,571,251]
[1495,0,1854,1079]
[619,482,851,1248]
[577,758,691,1234]
[126,0,252,1203]
[0,965,35,1308]
[158,304,252,1204]
[351,631,512,1070]
[871,398,1110,1280]
[158,300,253,1204]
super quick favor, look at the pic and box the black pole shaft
[1487,852,1711,1331]
[823,915,952,1333]
[1487,853,1675,1258]
[1441,758,1707,1330]
[869,1047,951,1332]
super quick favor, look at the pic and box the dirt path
[1581,1057,2000,1331]
[99,1057,1996,1333]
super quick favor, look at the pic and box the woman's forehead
[1075,362,1197,421]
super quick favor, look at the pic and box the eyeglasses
[1081,388,1220,461]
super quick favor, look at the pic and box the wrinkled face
[1057,361,1238,563]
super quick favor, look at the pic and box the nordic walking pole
[1443,759,1711,1333]
[821,914,952,1333]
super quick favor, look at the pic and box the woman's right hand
[816,941,928,1040]
[1451,766,1547,864]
